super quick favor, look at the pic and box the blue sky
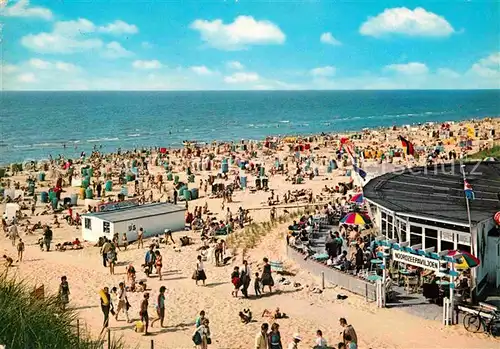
[1,0,499,90]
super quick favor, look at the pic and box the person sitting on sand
[239,308,252,324]
[262,307,286,319]
[53,215,61,228]
[3,255,14,267]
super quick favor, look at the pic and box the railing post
[151,339,154,349]
[321,271,325,290]
[107,329,111,349]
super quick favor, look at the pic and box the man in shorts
[140,293,150,335]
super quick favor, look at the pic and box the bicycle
[463,308,500,338]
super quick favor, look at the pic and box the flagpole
[461,165,476,301]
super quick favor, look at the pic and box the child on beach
[58,276,70,310]
[231,266,240,297]
[2,255,14,268]
[254,272,262,297]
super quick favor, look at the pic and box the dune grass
[468,145,500,159]
[0,272,126,349]
[227,205,313,253]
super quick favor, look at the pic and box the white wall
[81,210,185,243]
[82,216,115,242]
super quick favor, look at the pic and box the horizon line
[3,88,500,92]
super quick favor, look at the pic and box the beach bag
[192,270,199,280]
[192,331,202,345]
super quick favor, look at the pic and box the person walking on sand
[195,310,206,328]
[269,323,283,349]
[99,286,114,336]
[192,318,211,349]
[107,245,117,275]
[261,258,274,293]
[9,224,19,247]
[255,323,269,349]
[339,318,357,347]
[58,276,70,311]
[100,238,112,268]
[195,255,207,286]
[140,293,150,336]
[231,266,241,297]
[122,232,128,250]
[115,282,130,323]
[241,260,251,298]
[155,250,163,280]
[151,286,166,328]
[16,238,25,262]
[43,225,53,251]
[144,246,156,277]
[137,227,144,249]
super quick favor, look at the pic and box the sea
[1,90,499,165]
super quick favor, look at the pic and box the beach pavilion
[363,161,500,297]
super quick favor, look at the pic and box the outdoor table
[367,274,382,282]
[370,259,383,271]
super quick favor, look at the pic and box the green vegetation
[469,145,500,159]
[0,272,126,349]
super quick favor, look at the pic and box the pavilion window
[440,240,455,252]
[410,225,422,247]
[424,228,438,251]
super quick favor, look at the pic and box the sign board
[97,199,139,213]
[392,250,441,272]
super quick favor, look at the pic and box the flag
[353,164,367,179]
[399,136,415,156]
[464,179,475,200]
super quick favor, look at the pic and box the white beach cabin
[81,202,185,243]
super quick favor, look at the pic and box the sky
[1,0,499,91]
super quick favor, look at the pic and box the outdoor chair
[405,276,419,294]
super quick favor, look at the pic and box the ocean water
[1,90,499,164]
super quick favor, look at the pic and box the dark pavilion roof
[363,161,500,225]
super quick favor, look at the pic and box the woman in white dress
[195,255,207,286]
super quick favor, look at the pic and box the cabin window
[84,218,91,230]
[103,221,110,234]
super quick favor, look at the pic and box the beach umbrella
[340,212,371,225]
[350,193,364,204]
[483,157,498,162]
[447,250,480,269]
[494,211,500,225]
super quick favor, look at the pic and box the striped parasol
[340,212,371,225]
[447,250,480,269]
[350,193,364,204]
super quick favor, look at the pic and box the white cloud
[101,41,132,59]
[1,63,18,74]
[141,41,153,49]
[21,18,135,57]
[0,0,53,20]
[360,7,455,37]
[384,62,429,75]
[190,66,215,75]
[437,68,460,79]
[191,15,285,50]
[132,60,162,70]
[468,52,500,79]
[310,66,336,77]
[21,19,102,53]
[17,72,36,83]
[226,61,244,70]
[224,72,260,83]
[320,32,342,46]
[29,58,50,69]
[99,20,138,35]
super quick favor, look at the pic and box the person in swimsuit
[155,250,163,280]
[99,287,114,336]
[268,322,283,349]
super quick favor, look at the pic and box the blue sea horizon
[1,90,499,164]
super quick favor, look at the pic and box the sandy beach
[1,117,499,349]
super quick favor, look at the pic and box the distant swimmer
[63,143,66,149]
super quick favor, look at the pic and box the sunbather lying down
[262,307,287,319]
